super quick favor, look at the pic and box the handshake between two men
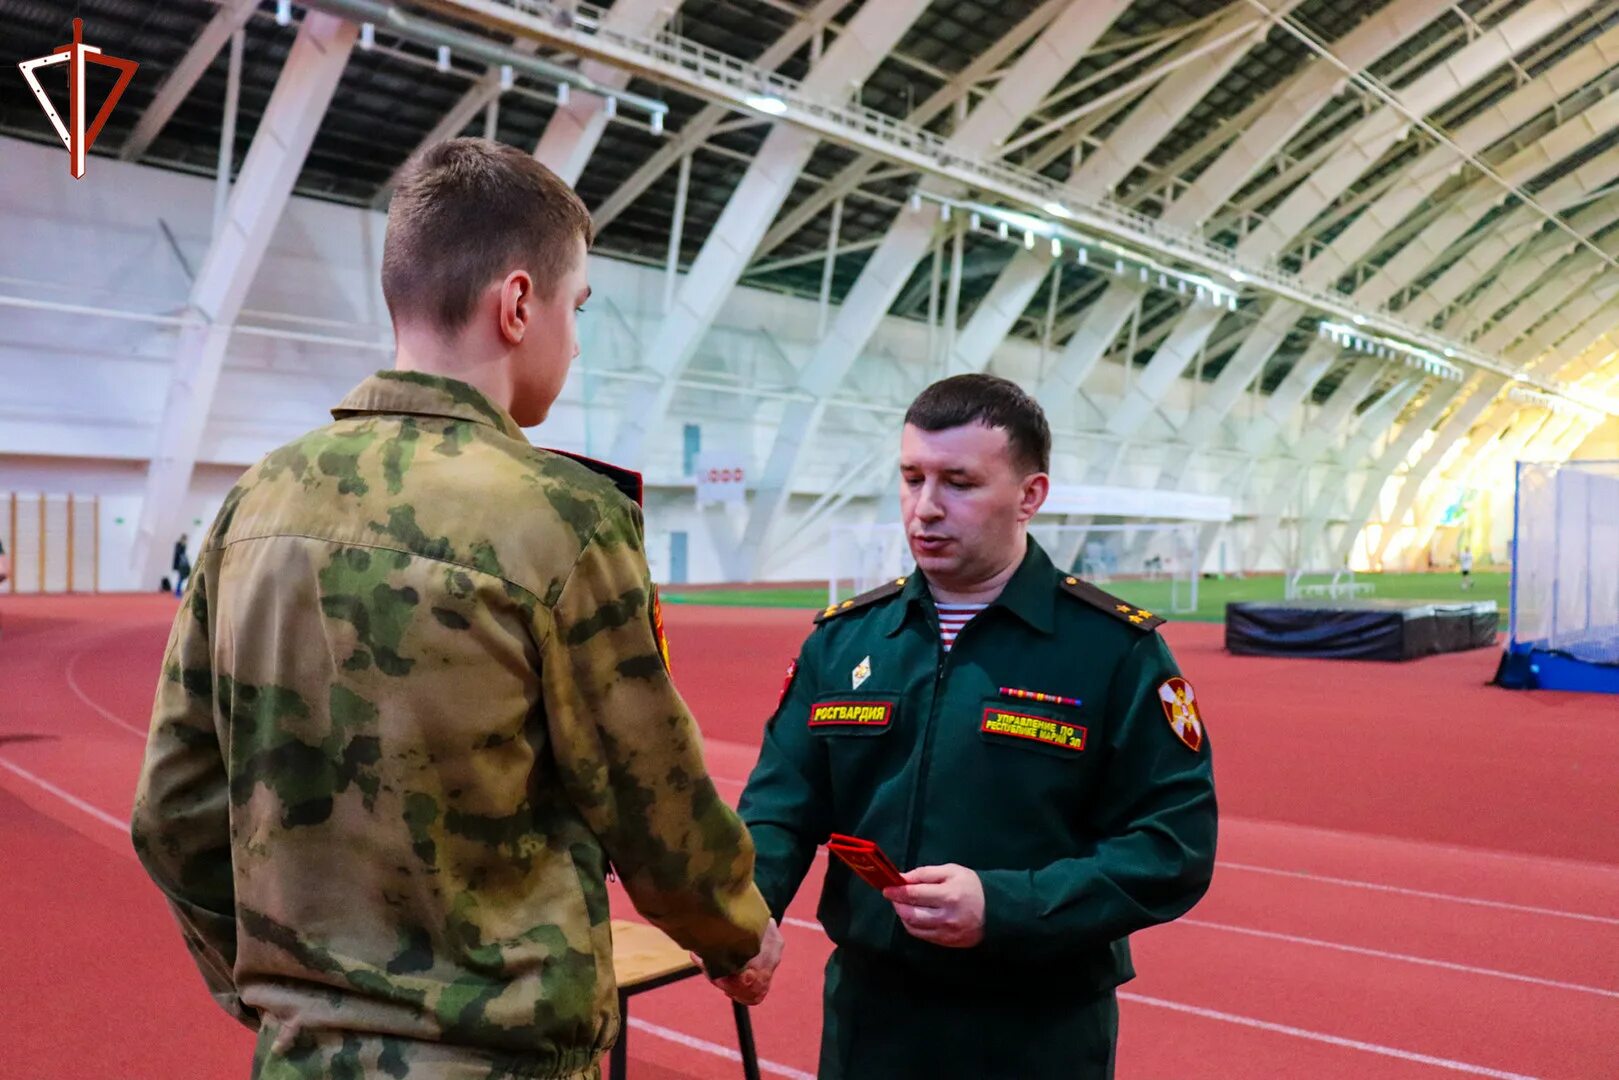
[696,858,988,1006]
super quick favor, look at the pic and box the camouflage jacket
[132,371,768,1079]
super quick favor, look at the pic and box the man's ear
[498,269,533,345]
[1019,472,1050,522]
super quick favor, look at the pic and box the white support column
[1242,359,1387,567]
[1405,409,1530,557]
[1173,0,1455,228]
[1519,412,1583,462]
[133,13,357,584]
[739,0,1134,573]
[1238,339,1339,456]
[1436,197,1619,337]
[532,0,683,184]
[213,28,246,240]
[607,0,931,466]
[662,152,692,313]
[1547,417,1600,460]
[1368,374,1506,566]
[946,252,1054,374]
[791,256,1051,508]
[121,0,259,162]
[1155,311,1296,488]
[1295,377,1427,568]
[1331,381,1467,566]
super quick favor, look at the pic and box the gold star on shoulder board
[1116,603,1132,613]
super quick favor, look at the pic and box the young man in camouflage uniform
[132,138,781,1079]
[739,375,1217,1077]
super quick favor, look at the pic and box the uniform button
[1065,576,1078,585]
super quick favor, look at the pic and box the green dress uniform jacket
[738,540,1216,1078]
[131,371,769,1080]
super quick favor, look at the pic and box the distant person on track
[737,374,1218,1078]
[170,533,190,597]
[0,535,8,587]
[131,137,779,1079]
[1461,546,1475,590]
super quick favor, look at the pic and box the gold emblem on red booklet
[650,588,671,673]
[1158,677,1204,751]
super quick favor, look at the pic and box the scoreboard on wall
[695,453,747,506]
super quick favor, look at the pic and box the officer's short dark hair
[382,137,594,335]
[904,374,1051,475]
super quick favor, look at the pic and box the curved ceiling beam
[533,0,683,184]
[750,0,1070,262]
[739,0,1135,575]
[1031,0,1454,412]
[589,0,852,232]
[607,0,932,470]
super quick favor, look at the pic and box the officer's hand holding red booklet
[826,833,906,889]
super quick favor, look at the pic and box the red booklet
[826,833,906,890]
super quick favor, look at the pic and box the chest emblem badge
[852,655,872,689]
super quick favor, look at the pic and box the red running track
[1,594,1616,1079]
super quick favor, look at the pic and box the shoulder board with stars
[1057,575,1166,632]
[814,576,907,624]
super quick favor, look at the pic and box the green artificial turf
[659,571,1511,623]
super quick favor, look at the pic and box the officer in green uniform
[738,374,1217,1078]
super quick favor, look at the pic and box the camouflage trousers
[252,1021,605,1080]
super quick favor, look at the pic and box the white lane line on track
[0,748,1568,1080]
[0,755,822,1079]
[69,698,1619,928]
[1219,861,1619,927]
[0,756,129,833]
[625,1018,813,1080]
[708,778,1619,925]
[1116,993,1541,1080]
[1177,918,1619,999]
[774,917,1546,1078]
[65,633,150,739]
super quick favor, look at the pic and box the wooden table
[609,919,762,1080]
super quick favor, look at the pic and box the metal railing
[420,0,1618,418]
